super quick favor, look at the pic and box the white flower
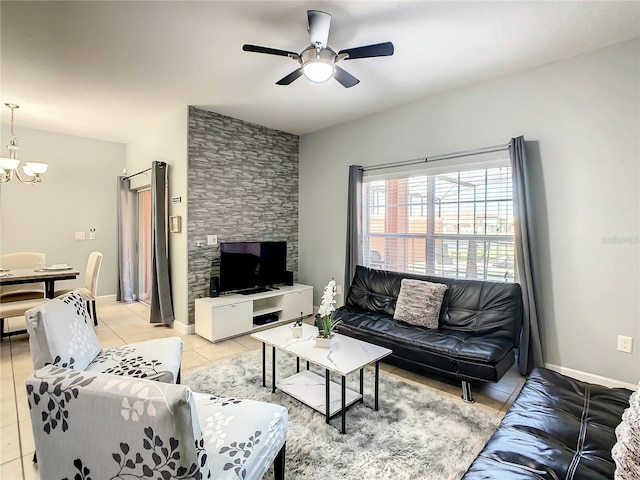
[318,278,337,317]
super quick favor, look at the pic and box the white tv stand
[195,283,313,343]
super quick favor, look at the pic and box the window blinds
[362,159,514,282]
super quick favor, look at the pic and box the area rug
[184,351,499,480]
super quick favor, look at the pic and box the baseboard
[545,363,637,390]
[97,294,116,301]
[172,320,195,335]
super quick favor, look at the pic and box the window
[362,162,514,282]
[369,181,386,216]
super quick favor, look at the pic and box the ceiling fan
[242,10,394,88]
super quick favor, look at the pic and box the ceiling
[1,1,639,144]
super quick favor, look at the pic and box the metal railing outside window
[362,165,514,282]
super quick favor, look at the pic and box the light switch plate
[207,235,218,246]
[75,232,86,240]
[617,335,633,353]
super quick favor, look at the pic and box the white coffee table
[251,323,392,433]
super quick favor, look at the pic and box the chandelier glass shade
[0,104,48,184]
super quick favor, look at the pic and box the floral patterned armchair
[26,365,288,480]
[25,290,182,383]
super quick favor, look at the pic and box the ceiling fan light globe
[303,60,334,83]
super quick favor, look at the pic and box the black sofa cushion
[339,304,513,364]
[337,266,524,385]
[462,368,633,480]
[338,304,515,383]
[346,265,523,345]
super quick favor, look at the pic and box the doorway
[137,189,152,304]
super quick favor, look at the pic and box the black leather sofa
[462,368,632,479]
[336,265,523,402]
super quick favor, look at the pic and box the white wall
[125,106,189,329]
[299,39,640,384]
[0,126,125,295]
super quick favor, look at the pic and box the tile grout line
[8,335,27,480]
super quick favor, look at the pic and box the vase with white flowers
[315,278,341,348]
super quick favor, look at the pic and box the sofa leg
[274,442,286,480]
[461,381,475,403]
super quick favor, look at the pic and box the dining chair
[0,252,46,300]
[0,297,47,339]
[0,252,47,338]
[55,251,103,325]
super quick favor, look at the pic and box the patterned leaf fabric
[85,337,182,383]
[26,291,101,370]
[26,366,287,480]
[25,290,182,384]
[193,392,288,480]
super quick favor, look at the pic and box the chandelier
[0,103,49,184]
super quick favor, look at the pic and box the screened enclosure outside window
[362,164,514,282]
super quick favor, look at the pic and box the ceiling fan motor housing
[300,46,337,82]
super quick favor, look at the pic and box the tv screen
[219,241,287,293]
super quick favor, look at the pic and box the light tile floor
[0,297,526,479]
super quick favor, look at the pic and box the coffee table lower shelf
[277,370,362,417]
[252,324,392,434]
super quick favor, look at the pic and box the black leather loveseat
[462,367,632,479]
[336,265,523,402]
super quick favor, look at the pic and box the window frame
[362,157,515,282]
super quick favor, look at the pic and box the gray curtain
[117,176,135,302]
[510,136,544,374]
[149,161,174,324]
[345,165,363,292]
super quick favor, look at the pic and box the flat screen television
[219,241,287,294]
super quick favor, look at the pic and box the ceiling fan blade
[243,44,298,58]
[334,66,360,88]
[338,42,394,60]
[276,69,303,85]
[307,10,331,48]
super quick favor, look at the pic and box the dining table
[0,267,80,299]
[0,266,80,339]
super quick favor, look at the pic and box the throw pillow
[393,279,447,328]
[612,384,640,480]
[26,291,101,370]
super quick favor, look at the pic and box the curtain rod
[121,167,151,181]
[361,142,510,172]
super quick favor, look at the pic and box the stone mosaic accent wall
[187,107,299,324]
